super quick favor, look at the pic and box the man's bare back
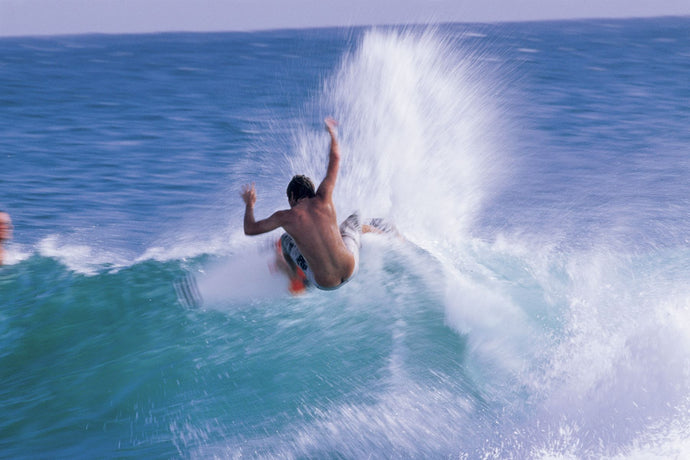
[241,118,359,289]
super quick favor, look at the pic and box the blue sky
[1,0,689,37]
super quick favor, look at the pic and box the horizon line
[1,13,688,40]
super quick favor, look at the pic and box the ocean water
[1,16,689,459]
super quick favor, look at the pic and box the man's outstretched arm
[316,117,340,199]
[241,183,289,235]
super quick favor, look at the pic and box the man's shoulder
[308,193,334,209]
[279,206,313,225]
[274,208,295,220]
[286,201,323,224]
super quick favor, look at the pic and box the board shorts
[280,213,361,291]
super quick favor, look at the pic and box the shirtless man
[241,117,361,291]
[0,211,12,266]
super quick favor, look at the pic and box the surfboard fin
[288,267,308,295]
[174,272,203,308]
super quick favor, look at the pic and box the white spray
[291,28,508,246]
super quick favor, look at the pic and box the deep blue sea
[2,16,689,459]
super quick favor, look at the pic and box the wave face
[2,17,690,459]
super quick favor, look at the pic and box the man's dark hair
[286,175,316,201]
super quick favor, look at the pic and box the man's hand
[241,183,256,207]
[325,117,338,135]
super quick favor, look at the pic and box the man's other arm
[242,183,290,235]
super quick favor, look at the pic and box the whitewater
[1,17,689,459]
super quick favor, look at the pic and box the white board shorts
[280,213,361,290]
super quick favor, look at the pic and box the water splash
[291,28,509,247]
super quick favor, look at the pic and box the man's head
[286,175,315,206]
[0,212,12,242]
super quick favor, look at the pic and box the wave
[3,221,688,458]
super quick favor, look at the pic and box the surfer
[0,211,12,265]
[241,117,362,291]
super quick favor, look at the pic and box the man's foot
[363,217,402,238]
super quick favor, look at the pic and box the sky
[1,0,690,37]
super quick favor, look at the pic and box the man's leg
[279,233,310,293]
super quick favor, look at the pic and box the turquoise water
[2,17,689,458]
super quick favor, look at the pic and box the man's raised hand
[325,117,338,134]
